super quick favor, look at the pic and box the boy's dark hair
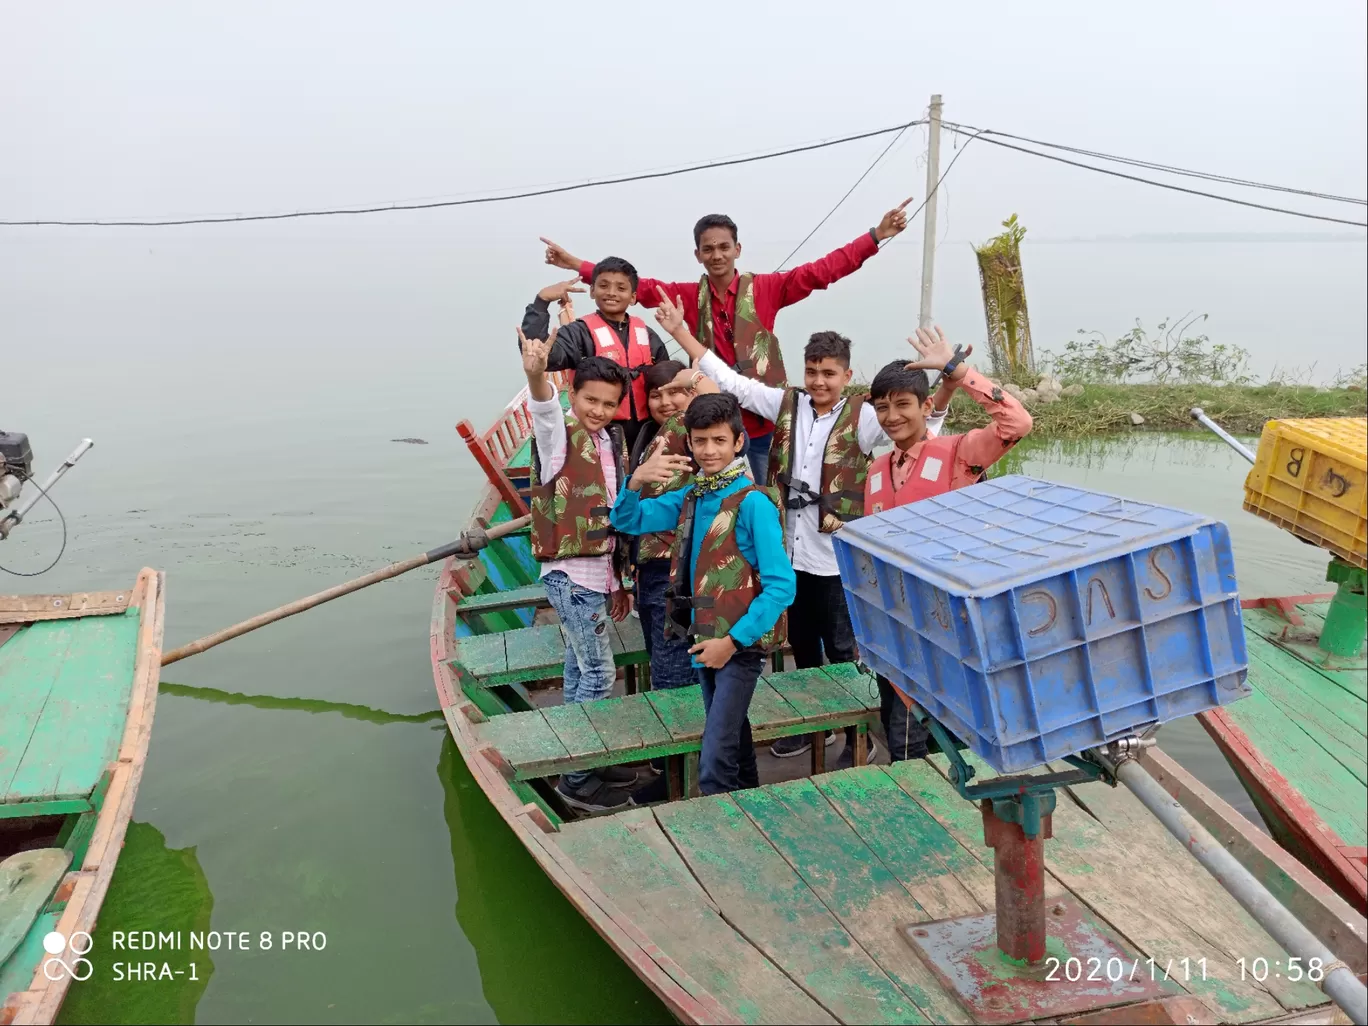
[644,359,686,392]
[591,256,639,292]
[693,214,738,247]
[572,355,628,398]
[684,393,743,438]
[804,331,852,368]
[870,359,930,403]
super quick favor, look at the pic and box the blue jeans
[879,674,928,761]
[543,570,616,790]
[696,649,764,795]
[745,430,772,485]
[635,559,696,690]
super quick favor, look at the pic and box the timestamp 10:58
[1238,957,1326,982]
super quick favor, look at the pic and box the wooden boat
[433,393,1364,1024]
[1199,594,1367,916]
[1,569,165,1026]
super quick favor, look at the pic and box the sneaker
[629,774,669,806]
[837,735,880,770]
[556,778,634,813]
[770,732,839,759]
[599,764,640,787]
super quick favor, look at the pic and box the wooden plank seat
[474,664,880,782]
[452,616,650,691]
[454,582,550,620]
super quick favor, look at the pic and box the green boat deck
[555,757,1327,1024]
[475,664,879,781]
[0,610,142,818]
[1227,599,1367,849]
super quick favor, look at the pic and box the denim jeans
[696,649,764,795]
[878,674,929,761]
[745,430,772,485]
[789,570,862,748]
[542,570,616,790]
[635,559,696,690]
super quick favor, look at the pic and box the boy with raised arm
[611,393,795,795]
[865,329,1033,760]
[655,291,946,766]
[628,360,701,692]
[518,325,638,813]
[540,199,913,480]
[521,258,671,449]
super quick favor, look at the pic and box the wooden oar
[161,515,530,666]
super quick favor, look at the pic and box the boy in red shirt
[866,326,1033,759]
[539,198,913,481]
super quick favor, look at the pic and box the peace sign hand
[630,435,693,491]
[654,287,687,336]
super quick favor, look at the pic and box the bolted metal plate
[902,896,1180,1024]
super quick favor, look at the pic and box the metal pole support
[981,799,1053,964]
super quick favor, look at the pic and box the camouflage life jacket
[696,272,787,387]
[530,417,624,562]
[665,485,787,652]
[767,389,869,532]
[634,414,694,562]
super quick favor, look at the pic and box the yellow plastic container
[1243,417,1367,568]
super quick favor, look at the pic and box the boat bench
[452,616,652,693]
[473,663,881,797]
[454,582,550,621]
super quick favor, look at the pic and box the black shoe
[556,778,634,813]
[629,774,670,806]
[770,732,839,759]
[599,764,640,787]
[836,735,880,770]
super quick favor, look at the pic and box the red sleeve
[577,259,699,323]
[749,231,880,321]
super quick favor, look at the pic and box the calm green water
[1,235,1348,1024]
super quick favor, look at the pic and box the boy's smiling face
[873,389,935,447]
[591,270,636,319]
[571,379,624,432]
[804,357,853,411]
[695,226,740,281]
[688,422,743,475]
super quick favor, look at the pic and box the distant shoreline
[970,232,1367,245]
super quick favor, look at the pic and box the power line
[773,121,916,271]
[0,120,926,228]
[941,125,1368,228]
[945,121,1366,206]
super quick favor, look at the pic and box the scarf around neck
[690,457,750,496]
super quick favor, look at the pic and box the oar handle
[161,514,531,666]
[1189,407,1256,464]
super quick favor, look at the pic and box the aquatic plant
[1044,313,1252,386]
[974,214,1035,381]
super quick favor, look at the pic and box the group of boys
[516,201,1032,814]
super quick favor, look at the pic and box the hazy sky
[4,2,1365,241]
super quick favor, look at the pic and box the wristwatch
[941,344,966,379]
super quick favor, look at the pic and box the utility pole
[918,93,943,330]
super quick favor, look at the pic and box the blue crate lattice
[833,475,1250,773]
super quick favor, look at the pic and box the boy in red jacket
[866,326,1032,759]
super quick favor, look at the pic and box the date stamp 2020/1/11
[1045,956,1208,983]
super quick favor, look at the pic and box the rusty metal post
[981,800,1052,963]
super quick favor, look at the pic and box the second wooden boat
[0,569,165,1026]
[431,392,1365,1025]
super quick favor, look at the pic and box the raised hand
[874,197,914,241]
[538,276,585,304]
[653,288,687,336]
[629,436,694,491]
[904,327,971,382]
[517,324,553,377]
[540,237,582,271]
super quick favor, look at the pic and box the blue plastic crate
[833,475,1250,773]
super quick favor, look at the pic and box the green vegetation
[942,379,1366,438]
[975,214,1036,378]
